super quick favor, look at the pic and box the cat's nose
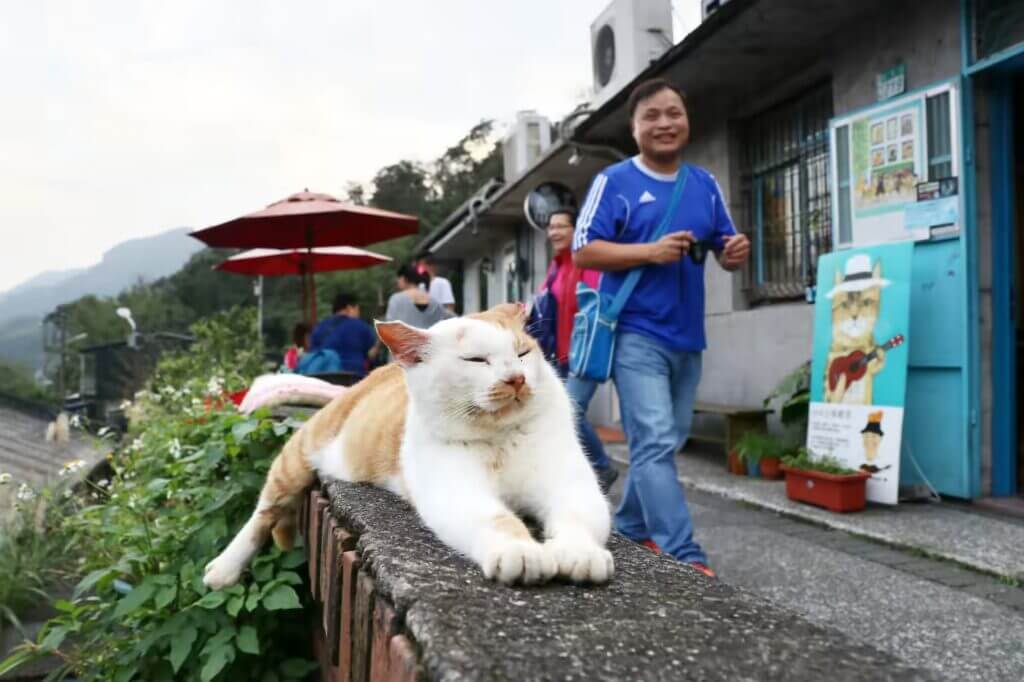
[504,373,526,391]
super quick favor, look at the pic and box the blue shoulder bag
[568,166,689,382]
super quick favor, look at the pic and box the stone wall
[302,479,935,681]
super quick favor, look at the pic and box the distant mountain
[0,266,86,300]
[0,227,204,368]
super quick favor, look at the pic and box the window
[925,92,952,180]
[972,0,1024,63]
[741,84,833,301]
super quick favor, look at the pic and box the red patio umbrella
[214,246,393,327]
[190,190,418,250]
[192,190,417,323]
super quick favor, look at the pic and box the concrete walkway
[604,453,1024,681]
[606,443,1024,581]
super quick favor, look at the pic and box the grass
[0,488,80,637]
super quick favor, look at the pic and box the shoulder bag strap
[604,165,689,321]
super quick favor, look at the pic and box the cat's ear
[488,302,527,326]
[872,261,882,279]
[375,321,430,367]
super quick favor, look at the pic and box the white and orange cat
[203,304,613,588]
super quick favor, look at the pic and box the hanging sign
[876,64,906,101]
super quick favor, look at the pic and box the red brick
[352,573,376,682]
[388,635,420,682]
[339,551,359,680]
[369,600,398,682]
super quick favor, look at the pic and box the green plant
[764,362,810,429]
[1,308,318,681]
[782,448,858,476]
[0,479,81,637]
[735,432,784,464]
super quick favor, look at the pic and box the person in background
[417,256,456,313]
[540,208,619,493]
[308,292,378,378]
[573,78,751,578]
[283,322,309,371]
[386,264,452,329]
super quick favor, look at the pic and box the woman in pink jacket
[539,208,618,493]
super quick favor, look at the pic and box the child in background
[283,322,310,371]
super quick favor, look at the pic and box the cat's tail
[203,400,339,589]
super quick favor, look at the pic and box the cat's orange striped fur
[204,303,613,587]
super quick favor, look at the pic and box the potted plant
[781,448,871,513]
[726,445,746,476]
[734,431,777,479]
[763,362,810,445]
[758,436,786,481]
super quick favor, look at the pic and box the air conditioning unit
[702,0,731,21]
[590,0,673,109]
[502,111,553,182]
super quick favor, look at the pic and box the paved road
[606,459,1024,682]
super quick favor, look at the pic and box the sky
[0,0,701,294]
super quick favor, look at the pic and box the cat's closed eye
[517,349,530,358]
[462,356,489,363]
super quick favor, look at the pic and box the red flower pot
[760,457,783,480]
[727,450,747,476]
[781,466,871,513]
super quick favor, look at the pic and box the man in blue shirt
[573,78,750,577]
[309,292,378,378]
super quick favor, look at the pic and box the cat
[824,263,886,405]
[203,303,614,588]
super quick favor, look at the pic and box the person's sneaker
[688,562,716,579]
[640,539,663,554]
[596,466,619,493]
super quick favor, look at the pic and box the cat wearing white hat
[823,254,891,405]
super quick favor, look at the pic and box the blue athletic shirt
[571,157,737,352]
[309,315,376,376]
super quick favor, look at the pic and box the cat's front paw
[545,537,614,584]
[480,539,557,585]
[203,554,244,590]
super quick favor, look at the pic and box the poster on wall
[849,99,925,244]
[807,242,913,504]
[831,82,960,249]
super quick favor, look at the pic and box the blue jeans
[558,364,612,471]
[612,332,707,564]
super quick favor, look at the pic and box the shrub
[1,307,317,681]
[781,448,857,476]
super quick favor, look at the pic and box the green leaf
[75,567,116,598]
[194,591,228,609]
[0,649,36,676]
[261,584,301,611]
[39,626,67,652]
[231,420,259,443]
[245,587,260,612]
[280,550,306,569]
[279,658,318,678]
[226,595,244,617]
[54,600,74,613]
[155,584,178,610]
[113,664,139,682]
[168,626,198,673]
[252,561,275,582]
[236,625,259,655]
[277,571,303,586]
[113,579,157,618]
[260,671,280,682]
[147,477,170,493]
[200,642,235,682]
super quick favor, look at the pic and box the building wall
[690,0,965,419]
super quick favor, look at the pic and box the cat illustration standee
[827,334,905,393]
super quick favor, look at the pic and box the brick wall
[300,486,421,682]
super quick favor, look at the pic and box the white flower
[0,473,11,485]
[98,478,110,488]
[206,376,224,395]
[70,414,82,428]
[130,437,143,452]
[59,459,88,477]
[16,483,35,502]
[119,400,132,410]
[97,426,112,438]
[63,489,73,499]
[169,438,182,459]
